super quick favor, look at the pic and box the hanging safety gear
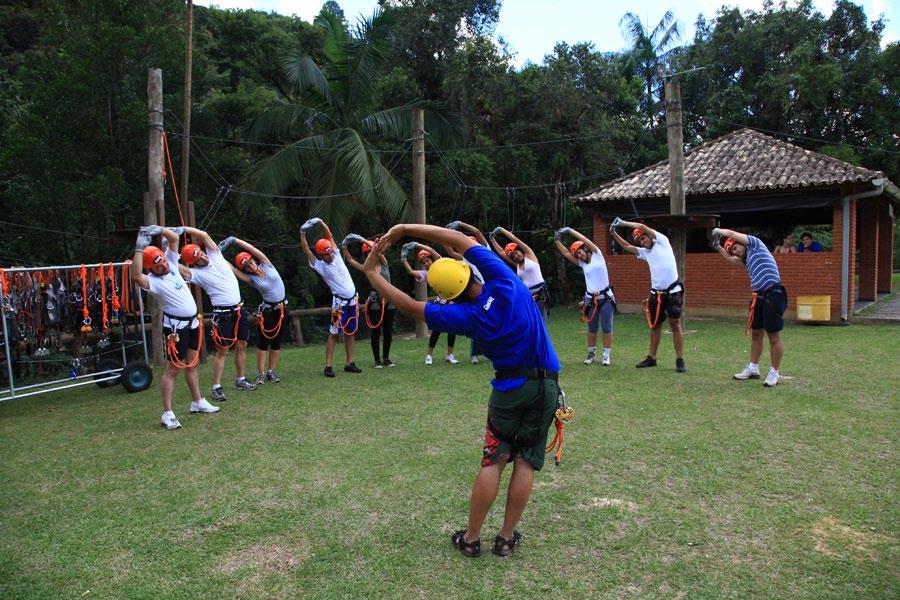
[180,244,202,266]
[143,246,165,270]
[427,258,471,301]
[235,252,253,269]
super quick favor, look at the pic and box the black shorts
[163,325,200,364]
[751,286,787,333]
[257,306,286,351]
[212,306,251,347]
[647,289,683,326]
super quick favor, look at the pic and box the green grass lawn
[1,309,897,599]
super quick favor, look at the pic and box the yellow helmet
[427,258,471,300]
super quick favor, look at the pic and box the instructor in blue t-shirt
[363,224,562,559]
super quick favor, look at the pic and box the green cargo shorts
[483,378,559,471]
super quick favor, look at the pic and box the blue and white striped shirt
[746,236,781,292]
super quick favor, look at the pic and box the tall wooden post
[665,80,686,299]
[411,107,427,338]
[147,68,165,366]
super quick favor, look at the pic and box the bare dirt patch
[811,517,891,561]
[578,497,639,512]
[218,536,311,575]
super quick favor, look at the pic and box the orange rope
[166,317,204,369]
[162,132,187,230]
[745,292,758,335]
[363,296,386,329]
[97,266,109,331]
[80,264,92,332]
[257,303,285,340]
[643,291,664,329]
[545,419,565,466]
[331,300,360,336]
[212,305,242,350]
[580,294,599,324]
[0,268,8,300]
[108,264,120,323]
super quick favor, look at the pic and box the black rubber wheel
[94,358,123,388]
[121,361,153,393]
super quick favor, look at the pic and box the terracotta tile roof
[573,128,888,203]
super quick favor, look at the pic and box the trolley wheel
[94,358,123,388]
[121,361,153,393]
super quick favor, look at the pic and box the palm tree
[620,11,682,123]
[243,8,462,231]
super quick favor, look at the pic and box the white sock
[588,346,596,353]
[236,376,245,382]
[748,362,759,372]
[769,367,779,376]
[603,347,611,358]
[212,384,222,390]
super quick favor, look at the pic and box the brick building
[571,128,899,321]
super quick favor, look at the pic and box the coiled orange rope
[331,300,360,335]
[212,306,242,350]
[580,294,599,324]
[363,296,386,329]
[257,303,285,340]
[166,317,204,369]
[80,264,92,332]
[643,291,664,329]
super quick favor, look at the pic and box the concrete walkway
[855,292,900,323]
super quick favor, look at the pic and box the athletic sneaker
[584,350,596,365]
[734,366,761,380]
[266,369,281,383]
[676,358,687,373]
[446,354,459,364]
[344,362,362,373]
[235,377,257,391]
[160,412,182,430]
[470,356,479,365]
[636,356,657,368]
[255,371,266,386]
[601,355,611,366]
[764,370,779,387]
[383,358,395,368]
[211,386,228,402]
[425,355,433,366]
[190,398,220,414]
[375,360,384,369]
[324,366,335,378]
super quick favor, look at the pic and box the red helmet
[416,249,431,262]
[143,246,165,270]
[314,239,333,255]
[503,242,518,256]
[631,228,646,242]
[569,240,585,255]
[181,244,202,265]
[723,238,736,252]
[361,241,372,254]
[235,252,253,269]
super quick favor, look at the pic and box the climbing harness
[256,299,286,340]
[331,295,360,336]
[164,313,203,369]
[211,304,243,350]
[546,389,575,467]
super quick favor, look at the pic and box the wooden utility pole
[411,107,427,338]
[179,0,193,215]
[147,68,165,366]
[665,80,686,297]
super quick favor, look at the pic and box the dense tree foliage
[0,0,896,308]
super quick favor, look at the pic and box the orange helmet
[503,242,518,256]
[181,243,202,266]
[143,246,165,270]
[235,252,253,269]
[631,228,646,242]
[361,242,372,253]
[314,239,333,255]
[416,249,431,263]
[723,238,736,252]
[569,240,585,255]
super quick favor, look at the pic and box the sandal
[492,530,522,557]
[451,529,481,557]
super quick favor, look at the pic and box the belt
[212,303,242,312]
[260,298,287,308]
[163,312,197,322]
[756,283,785,296]
[494,368,558,382]
[652,281,683,295]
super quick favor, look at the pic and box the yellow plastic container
[796,295,831,321]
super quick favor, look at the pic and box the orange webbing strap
[108,264,120,323]
[0,268,8,301]
[97,266,109,331]
[331,298,360,336]
[363,296,386,329]
[212,305,242,350]
[745,292,758,335]
[580,293,599,324]
[80,264,92,332]
[257,302,285,340]
[161,132,188,234]
[166,317,203,369]
[545,406,575,466]
[120,262,134,315]
[644,291,664,329]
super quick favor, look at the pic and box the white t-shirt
[311,250,356,302]
[517,256,545,289]
[578,251,610,293]
[147,249,198,329]
[636,232,679,290]
[249,262,286,303]
[188,247,241,307]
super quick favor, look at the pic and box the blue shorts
[329,303,358,336]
